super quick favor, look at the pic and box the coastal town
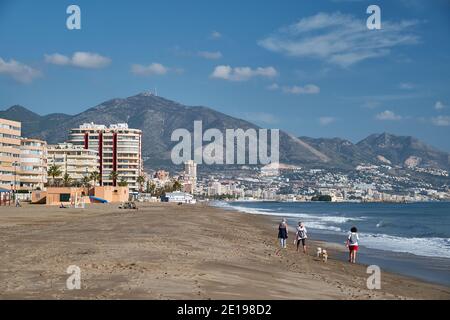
[2,0,450,304]
[1,116,449,206]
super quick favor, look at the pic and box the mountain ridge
[2,93,449,171]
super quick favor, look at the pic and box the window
[60,194,71,202]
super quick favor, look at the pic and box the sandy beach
[0,203,449,300]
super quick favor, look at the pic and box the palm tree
[146,181,156,195]
[109,171,119,186]
[62,173,72,187]
[90,171,100,187]
[137,175,146,193]
[118,178,128,187]
[172,180,182,191]
[81,175,91,195]
[47,165,62,187]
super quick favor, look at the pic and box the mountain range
[1,92,449,171]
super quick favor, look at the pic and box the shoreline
[209,199,450,204]
[215,200,450,286]
[214,203,450,287]
[1,203,449,299]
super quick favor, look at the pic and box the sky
[0,0,450,151]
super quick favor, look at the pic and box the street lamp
[12,161,20,201]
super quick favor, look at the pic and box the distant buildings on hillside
[1,115,449,203]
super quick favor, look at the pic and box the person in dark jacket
[278,218,289,249]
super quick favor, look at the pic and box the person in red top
[346,227,359,264]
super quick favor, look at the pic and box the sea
[214,201,450,286]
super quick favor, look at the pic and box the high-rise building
[19,138,47,191]
[183,160,197,194]
[47,143,99,183]
[207,181,222,196]
[0,118,21,191]
[68,123,143,191]
[184,160,197,178]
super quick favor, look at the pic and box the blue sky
[1,0,450,150]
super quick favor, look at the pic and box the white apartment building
[183,160,197,194]
[47,143,99,182]
[19,138,47,191]
[0,118,21,191]
[68,123,143,191]
[208,181,223,196]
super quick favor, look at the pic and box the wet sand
[0,203,449,300]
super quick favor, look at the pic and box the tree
[62,173,72,187]
[118,178,128,187]
[47,165,62,187]
[109,171,119,186]
[90,171,100,187]
[81,175,91,195]
[172,180,182,191]
[137,175,146,193]
[311,195,332,202]
[146,181,156,195]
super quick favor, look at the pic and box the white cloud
[375,110,402,121]
[399,82,415,90]
[319,117,336,126]
[259,12,419,67]
[211,65,278,81]
[44,53,70,65]
[131,63,169,76]
[72,52,111,68]
[266,83,280,91]
[210,31,222,39]
[434,101,447,110]
[431,116,450,126]
[0,57,41,83]
[244,112,280,125]
[198,51,223,60]
[282,84,320,95]
[45,52,111,69]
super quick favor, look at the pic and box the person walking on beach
[278,218,289,249]
[346,227,359,264]
[295,222,308,254]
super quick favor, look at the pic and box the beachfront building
[18,138,47,191]
[207,181,223,196]
[32,186,129,206]
[163,191,195,204]
[47,143,99,183]
[0,118,21,191]
[68,123,143,191]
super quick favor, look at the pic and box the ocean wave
[303,222,343,232]
[217,202,363,223]
[214,201,450,259]
[214,202,359,233]
[361,234,450,259]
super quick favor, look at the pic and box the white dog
[316,247,322,258]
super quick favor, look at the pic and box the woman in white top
[295,222,308,254]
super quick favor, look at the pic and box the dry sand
[0,202,449,300]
